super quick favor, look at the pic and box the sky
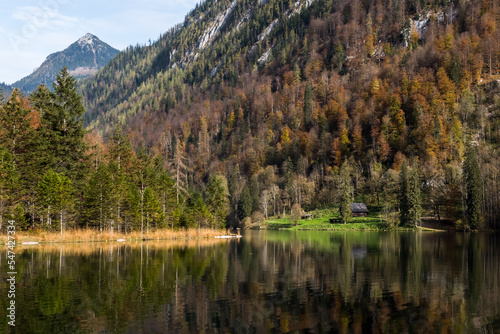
[0,0,199,84]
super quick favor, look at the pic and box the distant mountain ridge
[0,82,11,98]
[12,33,119,93]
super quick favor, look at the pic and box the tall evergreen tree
[250,176,260,213]
[304,82,314,129]
[38,169,73,235]
[0,90,34,217]
[81,164,112,230]
[0,90,33,165]
[205,174,230,229]
[157,171,178,229]
[183,192,210,229]
[108,126,134,172]
[238,185,252,220]
[143,187,163,233]
[52,67,88,182]
[123,183,141,232]
[408,160,422,227]
[0,147,21,231]
[30,85,59,170]
[463,145,482,229]
[399,160,422,226]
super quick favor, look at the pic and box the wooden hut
[350,203,368,217]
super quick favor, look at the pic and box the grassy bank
[262,206,393,231]
[0,228,230,245]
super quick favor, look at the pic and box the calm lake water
[1,231,500,333]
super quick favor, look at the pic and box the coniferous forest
[2,0,500,233]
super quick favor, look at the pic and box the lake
[1,231,500,333]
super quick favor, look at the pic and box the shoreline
[0,228,237,246]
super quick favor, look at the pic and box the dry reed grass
[0,228,231,245]
[13,238,235,255]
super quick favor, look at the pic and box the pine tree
[399,160,422,226]
[81,164,112,231]
[205,175,229,229]
[30,85,59,170]
[108,126,134,172]
[0,90,34,211]
[157,171,178,229]
[0,90,33,165]
[238,185,252,221]
[304,82,314,129]
[464,145,482,229]
[339,161,352,224]
[250,176,260,213]
[0,147,21,231]
[183,192,210,229]
[123,183,141,232]
[38,169,73,235]
[408,161,422,227]
[293,64,301,84]
[143,187,162,233]
[107,161,126,233]
[52,67,88,183]
[399,161,410,225]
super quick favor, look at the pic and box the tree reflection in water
[1,231,499,333]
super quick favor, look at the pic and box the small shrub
[455,219,470,231]
[381,206,399,229]
[240,217,253,229]
[251,211,265,226]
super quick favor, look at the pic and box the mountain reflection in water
[1,231,499,333]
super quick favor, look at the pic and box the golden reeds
[0,228,231,245]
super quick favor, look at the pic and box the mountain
[77,0,500,226]
[12,33,119,93]
[0,82,11,98]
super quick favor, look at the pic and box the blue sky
[0,0,199,84]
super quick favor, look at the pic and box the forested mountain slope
[0,83,12,98]
[1,0,500,232]
[79,0,500,227]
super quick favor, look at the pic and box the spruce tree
[408,161,422,227]
[464,145,482,229]
[238,185,252,220]
[205,175,229,229]
[38,169,73,235]
[0,147,21,230]
[143,187,162,233]
[304,83,314,129]
[0,90,32,206]
[183,192,210,229]
[399,160,422,226]
[123,183,141,231]
[81,164,112,230]
[399,161,410,225]
[52,67,88,182]
[250,176,260,213]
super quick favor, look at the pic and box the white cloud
[12,6,79,29]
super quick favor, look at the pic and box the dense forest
[1,0,500,232]
[0,69,229,234]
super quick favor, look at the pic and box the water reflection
[1,231,499,333]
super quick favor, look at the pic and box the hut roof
[350,203,368,213]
